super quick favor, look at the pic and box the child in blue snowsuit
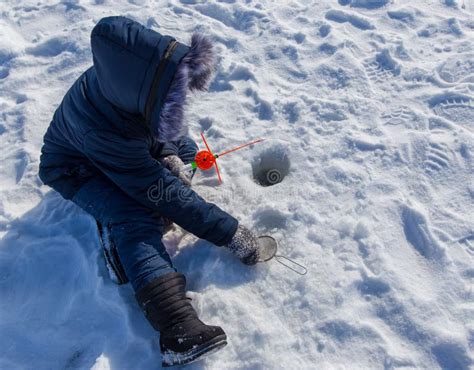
[39,16,259,367]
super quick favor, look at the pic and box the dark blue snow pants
[71,137,198,292]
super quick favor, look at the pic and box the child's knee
[107,200,162,227]
[109,217,164,244]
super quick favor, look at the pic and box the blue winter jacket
[39,16,238,246]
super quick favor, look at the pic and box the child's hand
[161,155,193,187]
[227,225,260,265]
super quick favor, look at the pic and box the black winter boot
[135,272,227,367]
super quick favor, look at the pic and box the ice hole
[252,145,290,186]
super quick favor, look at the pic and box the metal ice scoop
[256,236,307,275]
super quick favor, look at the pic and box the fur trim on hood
[153,58,189,142]
[154,33,215,142]
[183,33,215,92]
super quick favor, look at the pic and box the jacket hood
[90,16,215,142]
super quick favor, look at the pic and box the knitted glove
[161,155,193,187]
[227,225,260,265]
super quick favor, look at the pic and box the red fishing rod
[185,132,264,184]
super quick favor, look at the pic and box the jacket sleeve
[82,129,238,246]
[153,136,198,163]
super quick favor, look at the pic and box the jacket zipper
[144,40,178,124]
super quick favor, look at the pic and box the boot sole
[161,334,227,367]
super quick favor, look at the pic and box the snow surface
[1,0,473,369]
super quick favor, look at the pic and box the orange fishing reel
[186,132,264,184]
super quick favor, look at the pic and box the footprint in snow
[318,23,332,37]
[454,234,474,255]
[282,101,300,123]
[402,68,444,87]
[198,117,213,131]
[406,136,460,178]
[245,88,273,121]
[428,116,455,132]
[387,9,416,24]
[25,37,77,57]
[400,204,446,261]
[315,64,351,90]
[209,64,256,93]
[381,106,422,129]
[252,208,288,231]
[325,10,375,31]
[318,42,338,56]
[347,136,386,152]
[442,0,460,7]
[338,0,390,9]
[431,341,472,370]
[417,18,463,38]
[375,295,471,369]
[281,45,299,62]
[318,319,382,344]
[311,101,348,122]
[363,49,401,83]
[2,148,29,185]
[194,3,266,33]
[356,276,391,298]
[428,92,474,128]
[436,55,474,84]
[375,296,429,343]
[0,66,9,80]
[423,142,452,175]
